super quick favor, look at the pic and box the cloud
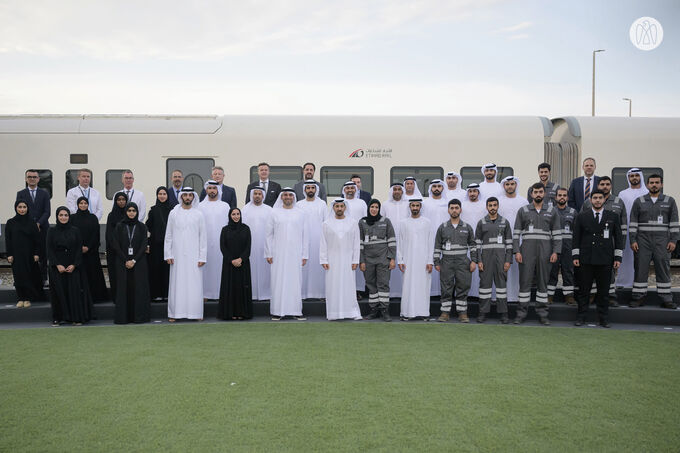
[508,33,530,40]
[0,0,503,60]
[494,21,533,33]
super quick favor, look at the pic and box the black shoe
[629,299,643,308]
[500,314,510,324]
[661,301,678,309]
[574,319,585,326]
[609,299,620,307]
[364,310,380,320]
[476,315,486,323]
[600,320,611,328]
[382,310,392,322]
[513,317,524,325]
[539,317,551,326]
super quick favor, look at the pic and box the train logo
[349,149,365,158]
[630,17,663,51]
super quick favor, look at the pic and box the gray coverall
[582,196,628,296]
[513,204,562,319]
[527,181,560,205]
[629,194,680,303]
[475,215,513,314]
[433,220,477,314]
[548,206,577,298]
[359,217,397,311]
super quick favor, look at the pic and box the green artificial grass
[1,323,679,452]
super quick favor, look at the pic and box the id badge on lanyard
[528,224,534,233]
[497,234,503,244]
[658,215,664,224]
[603,226,610,239]
[127,225,136,256]
[445,241,451,251]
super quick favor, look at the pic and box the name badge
[528,225,534,233]
[128,247,134,255]
[497,235,503,244]
[371,235,377,240]
[565,224,570,232]
[603,228,610,239]
[445,241,451,251]
[658,215,664,224]
[364,235,369,243]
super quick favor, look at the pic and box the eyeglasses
[26,176,39,179]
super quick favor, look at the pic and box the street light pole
[623,98,632,117]
[592,49,605,116]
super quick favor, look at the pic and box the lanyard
[126,225,137,248]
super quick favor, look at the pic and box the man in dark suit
[572,189,624,328]
[245,162,281,207]
[567,157,600,211]
[167,169,184,207]
[351,174,372,205]
[16,169,51,281]
[199,166,237,208]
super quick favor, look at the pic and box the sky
[0,0,678,117]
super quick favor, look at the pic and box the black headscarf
[72,196,90,221]
[226,207,246,231]
[12,200,33,226]
[55,206,71,230]
[110,192,129,225]
[363,199,382,226]
[123,202,140,225]
[154,186,172,215]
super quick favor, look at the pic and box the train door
[544,142,579,188]
[166,158,215,191]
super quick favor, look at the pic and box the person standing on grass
[70,196,108,302]
[265,188,308,321]
[146,187,172,300]
[547,187,577,306]
[198,180,230,301]
[397,198,434,321]
[111,202,150,324]
[297,180,327,300]
[242,186,272,301]
[164,188,207,322]
[572,190,624,328]
[320,199,363,321]
[6,200,44,308]
[217,208,253,320]
[47,207,93,326]
[105,192,128,301]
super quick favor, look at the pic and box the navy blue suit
[200,184,237,208]
[16,187,50,279]
[358,190,372,206]
[567,176,600,212]
[167,186,182,207]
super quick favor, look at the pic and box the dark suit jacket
[245,181,281,207]
[358,190,372,205]
[167,186,182,207]
[572,209,624,266]
[200,184,237,208]
[568,176,600,211]
[16,187,50,231]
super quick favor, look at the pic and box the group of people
[6,159,678,328]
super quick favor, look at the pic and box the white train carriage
[0,114,678,245]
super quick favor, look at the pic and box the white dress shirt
[66,185,103,220]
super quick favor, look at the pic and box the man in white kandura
[445,171,466,201]
[242,186,272,301]
[422,179,450,296]
[403,176,423,199]
[342,180,368,298]
[320,199,362,320]
[462,183,488,298]
[265,188,309,320]
[478,163,504,201]
[498,175,528,302]
[381,182,409,298]
[617,168,648,288]
[198,180,230,300]
[297,180,327,299]
[66,168,103,220]
[120,170,147,221]
[164,187,207,321]
[398,198,434,321]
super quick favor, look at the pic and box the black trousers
[576,263,612,322]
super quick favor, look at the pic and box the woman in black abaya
[217,208,253,320]
[106,191,128,300]
[145,187,172,300]
[70,196,108,302]
[111,202,150,324]
[5,200,44,307]
[47,206,93,326]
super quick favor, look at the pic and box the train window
[390,167,443,196]
[611,167,663,196]
[65,169,94,195]
[25,169,53,198]
[105,170,126,199]
[166,158,215,192]
[70,154,88,164]
[320,166,374,197]
[249,166,302,189]
[460,166,513,189]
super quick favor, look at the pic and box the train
[0,115,677,243]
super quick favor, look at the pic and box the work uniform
[629,194,680,305]
[548,205,577,300]
[513,204,562,320]
[527,181,560,205]
[359,217,396,312]
[475,215,513,315]
[582,195,627,298]
[433,220,477,314]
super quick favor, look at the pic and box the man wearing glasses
[16,169,51,282]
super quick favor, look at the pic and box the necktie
[262,181,268,194]
[595,211,600,224]
[30,189,35,201]
[584,178,591,200]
